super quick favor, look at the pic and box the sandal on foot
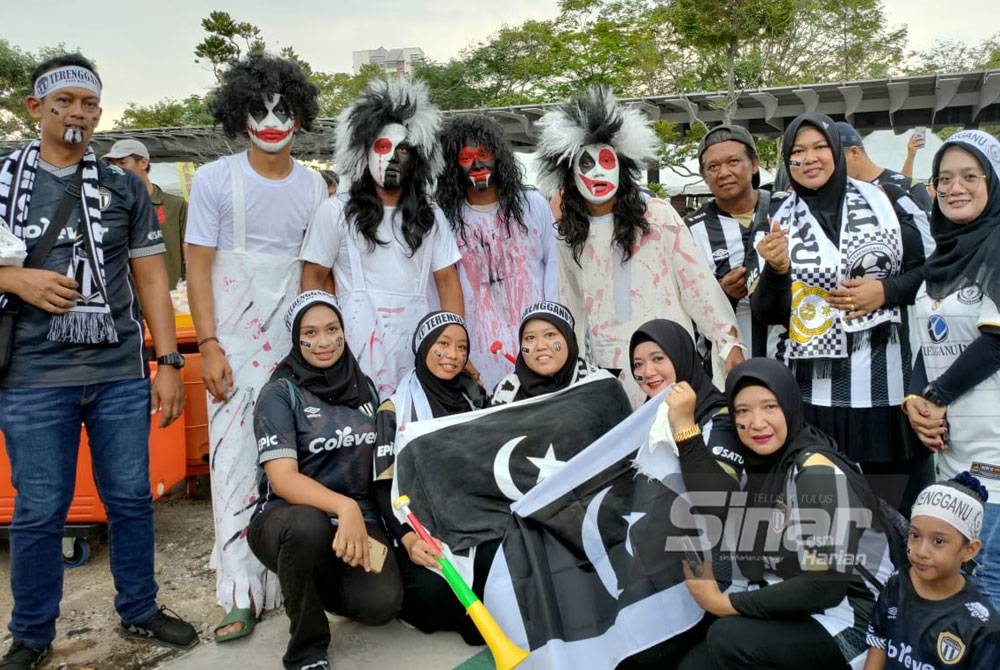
[213,608,258,643]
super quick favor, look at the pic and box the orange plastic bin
[0,364,186,566]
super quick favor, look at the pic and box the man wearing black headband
[0,53,194,667]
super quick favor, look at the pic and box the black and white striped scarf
[771,179,901,360]
[0,140,117,344]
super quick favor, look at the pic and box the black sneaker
[120,605,199,649]
[0,641,52,670]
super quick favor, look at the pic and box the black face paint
[577,149,597,174]
[334,336,344,349]
[382,144,415,190]
[521,346,531,354]
[300,340,312,348]
[552,341,563,352]
[50,107,61,116]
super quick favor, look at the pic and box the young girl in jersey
[864,474,1000,670]
[248,291,402,670]
[372,311,489,644]
[490,300,600,405]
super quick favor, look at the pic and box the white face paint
[368,123,408,187]
[573,142,620,205]
[63,128,84,145]
[246,93,296,153]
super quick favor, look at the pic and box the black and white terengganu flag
[391,372,633,553]
[483,392,704,670]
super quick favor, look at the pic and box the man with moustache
[0,53,194,668]
[686,125,780,359]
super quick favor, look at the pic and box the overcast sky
[3,0,997,129]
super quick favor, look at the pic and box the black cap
[697,125,760,188]
[835,121,865,149]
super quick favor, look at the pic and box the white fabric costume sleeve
[429,207,462,272]
[184,161,224,247]
[659,201,742,361]
[300,196,345,269]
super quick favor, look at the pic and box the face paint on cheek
[521,346,531,354]
[634,374,644,383]
[552,341,563,352]
[299,340,312,349]
[431,348,445,359]
[334,337,344,349]
[50,107,60,116]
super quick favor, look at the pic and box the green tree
[412,59,484,110]
[194,11,266,80]
[114,95,212,129]
[906,32,1000,74]
[0,39,36,138]
[667,0,796,120]
[1,40,81,139]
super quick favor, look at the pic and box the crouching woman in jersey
[248,290,402,670]
[372,310,489,644]
[671,359,891,670]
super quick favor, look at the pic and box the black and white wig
[436,114,527,243]
[535,86,660,265]
[207,53,318,138]
[335,78,443,254]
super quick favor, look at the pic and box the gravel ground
[0,478,241,669]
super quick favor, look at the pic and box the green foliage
[906,32,1000,75]
[194,11,267,80]
[0,40,84,139]
[312,64,383,117]
[114,95,212,129]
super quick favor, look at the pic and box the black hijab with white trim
[271,291,373,412]
[514,301,580,400]
[782,113,848,242]
[412,310,485,417]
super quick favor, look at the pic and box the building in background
[352,46,424,76]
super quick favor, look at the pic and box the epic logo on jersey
[927,315,949,343]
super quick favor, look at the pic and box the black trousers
[396,538,500,645]
[677,616,849,670]
[248,504,403,670]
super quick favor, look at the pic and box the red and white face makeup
[457,140,496,192]
[247,93,296,153]
[573,143,620,205]
[368,123,409,188]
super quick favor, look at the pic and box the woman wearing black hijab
[748,112,930,514]
[629,319,744,478]
[905,129,1000,608]
[372,310,489,644]
[248,291,401,670]
[490,300,599,405]
[669,359,893,670]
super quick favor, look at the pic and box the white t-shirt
[455,190,558,390]
[184,151,325,256]
[301,195,461,297]
[914,283,1000,497]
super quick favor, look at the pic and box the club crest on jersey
[936,631,965,665]
[98,187,112,211]
[957,285,983,305]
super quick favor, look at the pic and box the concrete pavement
[158,612,493,670]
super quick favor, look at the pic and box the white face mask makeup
[368,123,408,187]
[246,93,296,153]
[573,142,620,205]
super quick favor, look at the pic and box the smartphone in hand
[913,127,927,148]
